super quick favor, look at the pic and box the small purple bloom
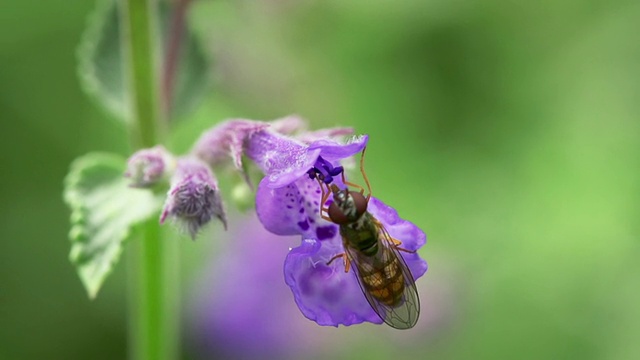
[191,116,306,186]
[246,129,428,327]
[124,146,174,187]
[192,119,269,169]
[246,128,367,189]
[160,157,227,238]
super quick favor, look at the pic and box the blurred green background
[1,0,639,359]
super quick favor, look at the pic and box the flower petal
[284,237,383,327]
[246,130,322,188]
[308,134,368,161]
[295,127,354,144]
[192,119,269,168]
[247,132,368,189]
[368,198,428,279]
[191,119,272,186]
[255,175,337,238]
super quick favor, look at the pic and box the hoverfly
[308,148,420,329]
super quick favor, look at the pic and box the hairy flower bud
[160,157,227,239]
[125,146,174,187]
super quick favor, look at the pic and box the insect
[308,148,420,329]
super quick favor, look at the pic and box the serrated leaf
[77,0,211,124]
[64,153,164,298]
[77,0,130,123]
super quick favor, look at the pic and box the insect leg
[375,218,417,254]
[340,172,365,194]
[387,235,416,254]
[316,178,334,222]
[359,147,373,201]
[383,229,416,253]
[326,252,351,272]
[336,147,370,196]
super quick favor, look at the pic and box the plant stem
[119,0,178,359]
[161,0,192,118]
[128,222,179,360]
[122,0,163,147]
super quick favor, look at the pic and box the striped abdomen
[360,255,405,306]
[341,216,406,307]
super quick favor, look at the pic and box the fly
[309,148,420,329]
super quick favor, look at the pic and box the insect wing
[377,223,421,329]
[345,222,420,329]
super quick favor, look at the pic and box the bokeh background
[1,0,639,359]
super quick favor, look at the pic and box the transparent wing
[344,218,420,329]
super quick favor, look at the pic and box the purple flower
[192,120,269,170]
[124,146,174,187]
[125,117,309,237]
[245,129,428,327]
[246,129,366,189]
[160,157,227,238]
[188,216,445,359]
[191,116,307,186]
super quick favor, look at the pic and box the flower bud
[125,146,174,187]
[160,157,227,239]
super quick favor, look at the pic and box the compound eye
[350,191,368,216]
[328,202,349,225]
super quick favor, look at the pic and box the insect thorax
[340,213,379,256]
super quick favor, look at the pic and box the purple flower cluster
[125,116,427,326]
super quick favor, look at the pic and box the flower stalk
[120,0,178,359]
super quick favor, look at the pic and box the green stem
[119,0,178,359]
[128,222,179,360]
[121,0,164,147]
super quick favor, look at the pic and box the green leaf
[77,0,211,124]
[77,0,130,123]
[169,20,210,122]
[63,153,164,298]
